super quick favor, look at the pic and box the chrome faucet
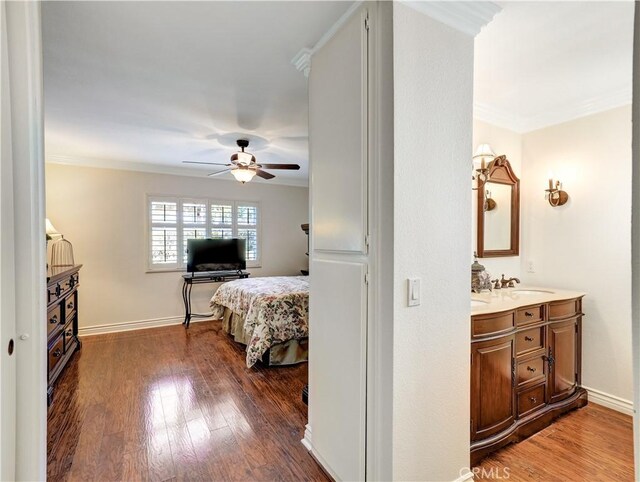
[492,274,521,289]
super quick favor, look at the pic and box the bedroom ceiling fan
[182,139,301,184]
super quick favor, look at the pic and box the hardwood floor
[47,320,329,482]
[476,403,635,481]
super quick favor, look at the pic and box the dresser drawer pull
[67,301,74,310]
[526,366,537,373]
[65,330,73,337]
[49,315,59,325]
[525,311,534,317]
[55,284,62,297]
[52,349,62,358]
[524,336,534,342]
[529,396,537,403]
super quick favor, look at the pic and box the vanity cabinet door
[548,318,578,404]
[471,336,516,441]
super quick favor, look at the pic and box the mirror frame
[477,155,520,258]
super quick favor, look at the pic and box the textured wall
[393,4,474,479]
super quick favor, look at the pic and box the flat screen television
[186,238,246,273]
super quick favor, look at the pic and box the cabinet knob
[65,330,73,337]
[53,349,62,358]
[49,315,58,324]
[529,396,537,403]
[527,366,536,373]
[524,336,534,342]
[525,311,534,317]
[67,302,74,310]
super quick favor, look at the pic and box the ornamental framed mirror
[477,155,520,258]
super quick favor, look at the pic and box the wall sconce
[545,177,569,207]
[472,144,495,187]
[483,189,497,211]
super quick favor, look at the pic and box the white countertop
[471,286,586,316]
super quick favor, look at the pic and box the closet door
[308,5,369,482]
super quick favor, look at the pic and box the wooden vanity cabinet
[470,335,515,441]
[471,297,587,464]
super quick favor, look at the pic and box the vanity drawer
[471,312,514,339]
[47,304,63,339]
[517,355,546,386]
[517,383,546,418]
[48,334,65,379]
[515,305,544,326]
[549,299,580,320]
[516,326,544,356]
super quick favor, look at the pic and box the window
[147,196,261,271]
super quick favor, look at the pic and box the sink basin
[471,299,489,307]
[510,289,554,295]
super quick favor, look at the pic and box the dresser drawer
[47,304,63,339]
[517,355,546,386]
[471,312,515,339]
[549,299,580,320]
[47,282,62,305]
[516,305,544,326]
[63,320,76,354]
[48,334,65,379]
[516,326,544,356]
[517,383,546,418]
[64,292,77,319]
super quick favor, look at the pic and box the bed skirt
[221,308,308,366]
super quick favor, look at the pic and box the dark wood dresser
[47,264,82,405]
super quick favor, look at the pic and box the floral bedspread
[210,276,309,367]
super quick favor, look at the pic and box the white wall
[45,163,309,331]
[520,105,634,405]
[472,119,522,278]
[393,3,473,480]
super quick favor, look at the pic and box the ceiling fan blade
[255,169,276,180]
[258,163,300,170]
[208,169,232,178]
[183,160,230,166]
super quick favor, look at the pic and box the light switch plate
[407,278,421,307]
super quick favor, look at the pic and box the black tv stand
[181,270,250,327]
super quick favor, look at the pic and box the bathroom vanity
[470,288,588,464]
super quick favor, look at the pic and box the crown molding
[402,1,502,37]
[473,102,528,133]
[46,155,309,188]
[291,1,363,77]
[475,86,633,133]
[518,86,632,133]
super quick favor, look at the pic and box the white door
[308,5,370,481]
[0,2,18,479]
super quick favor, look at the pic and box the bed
[210,276,309,368]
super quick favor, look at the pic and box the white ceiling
[44,1,635,181]
[42,1,354,185]
[474,1,634,133]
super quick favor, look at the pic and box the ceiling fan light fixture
[231,166,256,183]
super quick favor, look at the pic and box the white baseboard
[301,424,313,451]
[300,424,340,481]
[583,385,634,416]
[78,315,214,336]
